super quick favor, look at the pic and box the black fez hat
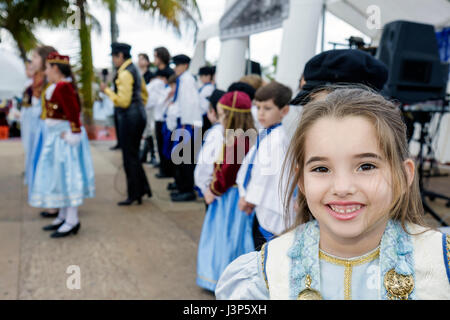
[111,42,131,56]
[207,89,226,112]
[198,66,214,76]
[172,54,191,65]
[227,81,256,100]
[291,49,388,105]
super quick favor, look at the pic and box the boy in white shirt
[194,89,226,209]
[141,69,171,165]
[170,54,203,202]
[197,66,216,135]
[236,81,294,250]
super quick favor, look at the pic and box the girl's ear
[403,159,415,187]
[295,165,305,194]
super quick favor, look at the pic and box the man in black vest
[101,42,152,205]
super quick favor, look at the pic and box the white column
[215,37,249,90]
[189,40,206,76]
[275,0,323,91]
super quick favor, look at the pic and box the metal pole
[321,1,326,52]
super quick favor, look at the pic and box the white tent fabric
[0,49,26,100]
[326,0,450,40]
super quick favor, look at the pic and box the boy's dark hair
[228,82,255,100]
[208,89,226,113]
[255,81,292,109]
[154,47,171,65]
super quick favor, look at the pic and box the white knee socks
[51,207,67,225]
[57,207,79,232]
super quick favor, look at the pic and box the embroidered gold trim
[197,274,217,284]
[319,247,380,300]
[47,58,70,65]
[297,274,323,300]
[40,83,50,119]
[384,269,414,300]
[445,234,450,274]
[446,235,450,260]
[260,243,269,291]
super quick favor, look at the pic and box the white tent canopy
[0,49,26,100]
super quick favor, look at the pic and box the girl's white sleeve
[215,251,269,300]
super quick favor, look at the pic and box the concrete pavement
[0,140,214,299]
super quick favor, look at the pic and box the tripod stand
[414,111,449,226]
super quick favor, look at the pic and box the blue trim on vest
[442,233,450,283]
[263,242,268,285]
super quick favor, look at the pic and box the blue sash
[242,123,282,241]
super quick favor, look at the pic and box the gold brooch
[384,269,414,300]
[297,275,323,300]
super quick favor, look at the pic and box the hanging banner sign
[219,0,290,40]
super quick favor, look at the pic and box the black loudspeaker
[376,20,448,104]
[245,60,262,76]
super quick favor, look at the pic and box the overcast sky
[0,0,369,70]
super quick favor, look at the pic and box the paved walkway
[0,139,449,300]
[0,140,214,299]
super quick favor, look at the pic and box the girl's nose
[332,172,356,197]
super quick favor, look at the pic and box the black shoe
[144,190,152,198]
[167,182,178,191]
[110,145,120,150]
[117,197,142,206]
[43,220,65,231]
[150,156,159,165]
[170,191,179,197]
[153,162,160,169]
[155,172,171,179]
[40,210,59,218]
[50,223,80,238]
[171,192,196,202]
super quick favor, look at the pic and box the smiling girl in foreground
[216,87,450,300]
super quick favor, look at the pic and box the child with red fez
[28,51,95,238]
[196,91,256,292]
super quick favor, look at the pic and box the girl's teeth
[329,205,362,214]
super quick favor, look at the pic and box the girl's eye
[358,163,376,171]
[312,166,329,173]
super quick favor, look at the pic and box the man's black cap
[111,42,131,56]
[198,66,214,76]
[291,49,388,105]
[172,54,191,65]
[207,89,226,111]
[227,82,255,100]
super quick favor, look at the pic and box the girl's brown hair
[282,86,427,234]
[35,45,56,71]
[240,74,264,90]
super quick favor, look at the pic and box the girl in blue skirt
[196,91,256,291]
[29,51,95,238]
